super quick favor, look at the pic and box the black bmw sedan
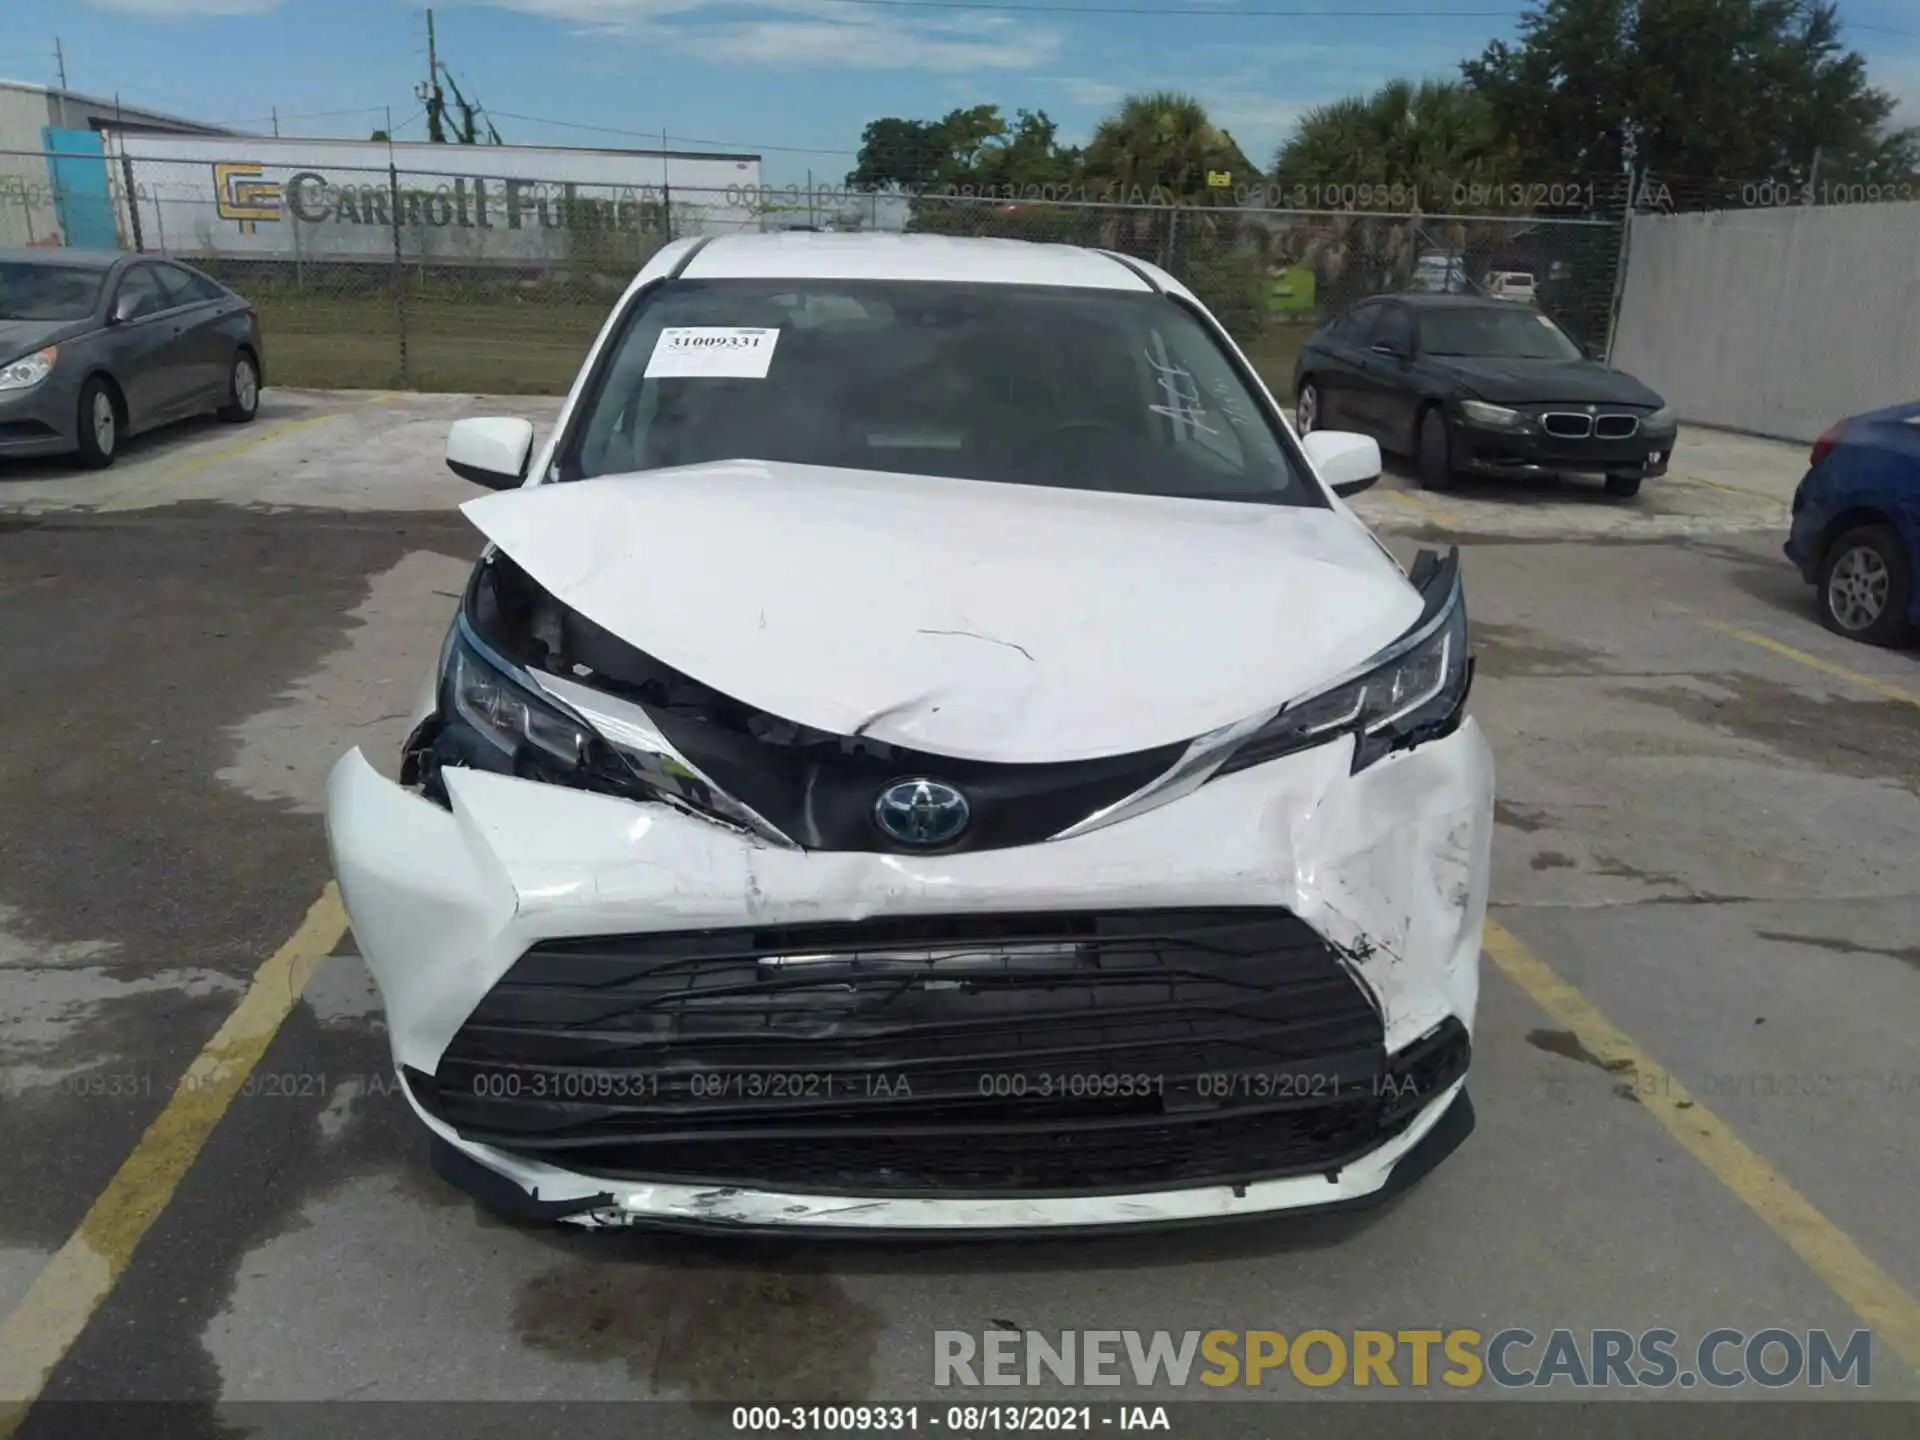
[1291,294,1677,497]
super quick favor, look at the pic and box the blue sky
[10,0,1920,188]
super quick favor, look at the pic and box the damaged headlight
[416,615,796,846]
[1215,549,1471,777]
[1053,550,1474,841]
[446,628,592,767]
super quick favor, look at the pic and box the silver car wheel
[1296,383,1318,434]
[234,355,258,413]
[92,391,116,455]
[1826,545,1889,632]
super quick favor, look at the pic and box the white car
[1483,271,1537,304]
[325,233,1495,1233]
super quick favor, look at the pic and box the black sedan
[0,248,264,469]
[1290,294,1677,497]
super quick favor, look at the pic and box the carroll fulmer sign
[102,133,763,264]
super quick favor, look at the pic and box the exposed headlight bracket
[1052,549,1471,840]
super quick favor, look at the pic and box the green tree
[1275,79,1519,200]
[845,107,1080,193]
[849,105,1084,244]
[1462,0,1920,187]
[1079,91,1255,204]
[845,118,951,191]
[972,109,1083,193]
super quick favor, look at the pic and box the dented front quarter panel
[325,715,1494,1077]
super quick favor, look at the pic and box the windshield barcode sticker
[645,327,781,378]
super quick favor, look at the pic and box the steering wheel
[1011,418,1129,464]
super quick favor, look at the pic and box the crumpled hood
[460,460,1422,763]
[1430,355,1665,408]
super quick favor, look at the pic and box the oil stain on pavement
[1621,671,1919,789]
[1753,932,1920,970]
[515,1253,884,1402]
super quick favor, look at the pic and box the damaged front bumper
[325,717,1495,1233]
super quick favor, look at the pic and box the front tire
[217,350,260,423]
[1604,473,1643,499]
[1817,523,1911,647]
[1416,405,1455,490]
[74,377,119,470]
[1295,379,1320,435]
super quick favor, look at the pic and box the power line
[208,103,394,128]
[632,1,1520,14]
[486,110,863,156]
[472,0,1919,27]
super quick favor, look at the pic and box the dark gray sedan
[0,248,265,468]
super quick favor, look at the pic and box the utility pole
[51,38,72,129]
[416,9,447,143]
[272,107,280,137]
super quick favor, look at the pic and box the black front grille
[1541,412,1594,439]
[415,910,1472,1195]
[1593,414,1639,439]
[654,707,1184,855]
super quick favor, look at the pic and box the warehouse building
[0,79,235,247]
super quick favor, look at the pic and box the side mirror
[109,293,138,325]
[446,416,536,490]
[1303,429,1383,498]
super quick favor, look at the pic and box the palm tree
[1276,78,1514,200]
[1079,92,1256,259]
[1272,78,1523,305]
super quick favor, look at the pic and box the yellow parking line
[1672,473,1789,503]
[1484,917,1920,1370]
[1393,488,1463,529]
[0,885,347,1431]
[1706,622,1920,708]
[157,414,341,483]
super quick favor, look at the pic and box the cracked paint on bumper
[325,718,1494,1229]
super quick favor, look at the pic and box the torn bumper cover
[324,701,1494,1232]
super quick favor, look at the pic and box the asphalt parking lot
[1,390,1916,1435]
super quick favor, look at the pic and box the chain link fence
[904,187,1629,392]
[6,148,1629,397]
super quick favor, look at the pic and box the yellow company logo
[213,163,282,232]
[1206,170,1233,188]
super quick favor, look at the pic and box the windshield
[1420,307,1582,359]
[0,263,106,322]
[561,278,1316,506]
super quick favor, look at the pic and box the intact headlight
[0,347,56,393]
[1644,405,1676,430]
[1214,555,1472,777]
[1460,399,1525,429]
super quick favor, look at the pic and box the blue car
[1785,400,1920,647]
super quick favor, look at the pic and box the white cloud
[1211,96,1308,142]
[708,19,1055,70]
[488,0,1057,71]
[1874,54,1920,123]
[83,0,278,12]
[1055,76,1130,108]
